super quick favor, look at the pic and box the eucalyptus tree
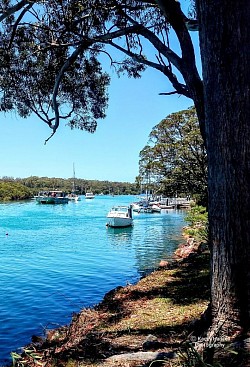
[0,0,203,141]
[139,107,207,203]
[1,0,250,353]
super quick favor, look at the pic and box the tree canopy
[0,0,203,142]
[138,106,207,204]
[0,180,33,200]
[0,175,138,200]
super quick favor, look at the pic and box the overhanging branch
[8,3,34,50]
[109,40,190,98]
[47,40,92,142]
[0,0,36,22]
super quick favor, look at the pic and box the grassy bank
[10,245,211,367]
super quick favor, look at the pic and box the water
[0,195,185,365]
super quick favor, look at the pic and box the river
[0,195,185,364]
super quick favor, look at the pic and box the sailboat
[67,163,81,201]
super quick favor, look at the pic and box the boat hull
[67,194,81,201]
[85,192,95,199]
[106,205,133,228]
[36,197,69,204]
[36,191,69,204]
[106,217,133,228]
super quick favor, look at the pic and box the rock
[159,260,169,267]
[142,334,161,350]
[106,351,177,362]
[187,237,194,246]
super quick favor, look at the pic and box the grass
[9,249,212,367]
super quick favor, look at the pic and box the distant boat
[106,205,133,228]
[67,163,81,202]
[131,199,161,213]
[131,199,152,213]
[67,192,80,202]
[85,192,95,199]
[151,204,161,213]
[36,191,69,204]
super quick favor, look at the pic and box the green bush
[185,205,208,227]
[184,205,208,243]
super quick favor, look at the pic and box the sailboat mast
[72,163,76,192]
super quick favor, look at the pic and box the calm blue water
[0,195,185,365]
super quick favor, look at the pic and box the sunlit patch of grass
[134,269,179,290]
[109,297,208,332]
[14,252,211,367]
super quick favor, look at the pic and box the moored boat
[151,204,161,213]
[131,199,161,213]
[85,192,95,199]
[106,205,133,228]
[67,193,81,202]
[36,191,69,204]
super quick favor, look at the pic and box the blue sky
[0,6,200,183]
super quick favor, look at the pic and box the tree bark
[196,0,250,338]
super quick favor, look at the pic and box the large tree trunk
[196,0,250,339]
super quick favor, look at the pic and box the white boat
[85,192,95,199]
[36,191,69,204]
[131,203,141,212]
[131,199,156,213]
[151,204,161,213]
[106,205,133,228]
[67,192,81,202]
[160,204,175,210]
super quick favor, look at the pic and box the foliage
[184,205,208,243]
[138,107,207,204]
[176,342,223,367]
[0,176,138,201]
[0,0,203,140]
[0,181,33,201]
[185,205,208,227]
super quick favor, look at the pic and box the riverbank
[9,236,212,367]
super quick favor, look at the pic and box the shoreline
[8,232,210,367]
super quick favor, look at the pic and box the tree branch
[109,40,190,98]
[46,40,92,143]
[159,91,180,96]
[8,3,34,50]
[0,0,36,22]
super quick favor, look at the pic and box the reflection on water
[106,226,133,246]
[133,211,184,274]
[0,196,185,364]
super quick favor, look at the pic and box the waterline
[0,196,185,364]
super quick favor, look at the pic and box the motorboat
[85,192,95,199]
[36,191,69,204]
[106,205,133,228]
[151,204,161,213]
[131,199,150,213]
[67,193,81,202]
[131,202,141,212]
[131,199,159,213]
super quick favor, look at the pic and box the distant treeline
[0,176,138,201]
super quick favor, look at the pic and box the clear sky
[0,7,200,183]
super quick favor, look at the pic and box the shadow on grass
[97,251,210,319]
[14,252,211,367]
